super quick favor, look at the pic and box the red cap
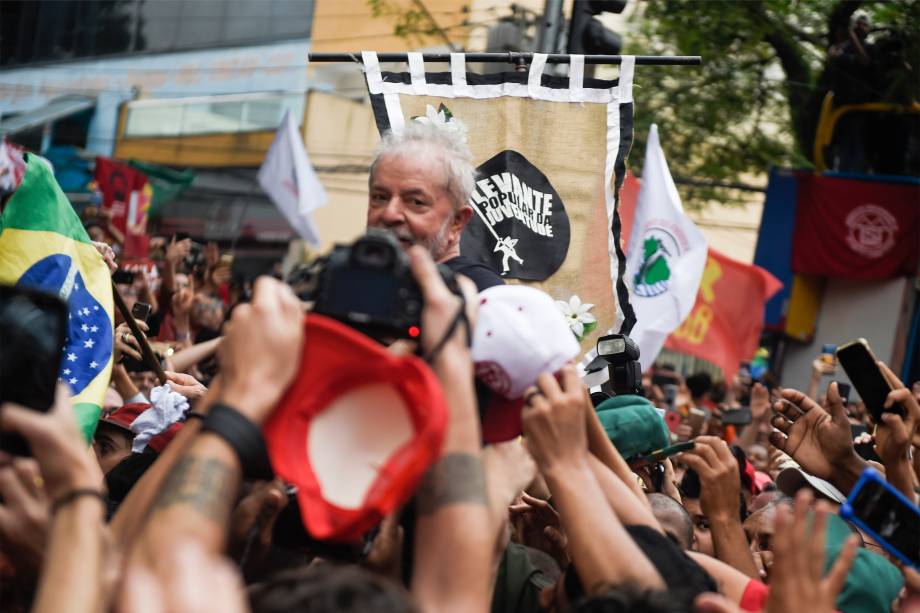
[100,402,183,453]
[263,314,447,541]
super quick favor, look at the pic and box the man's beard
[370,219,452,262]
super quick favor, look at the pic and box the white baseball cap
[472,285,580,441]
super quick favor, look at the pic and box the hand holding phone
[840,467,919,568]
[131,301,152,325]
[837,339,904,421]
[0,285,68,455]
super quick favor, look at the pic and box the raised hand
[0,457,50,577]
[769,384,866,494]
[164,371,208,402]
[765,491,858,613]
[0,385,104,499]
[165,236,191,265]
[216,277,304,426]
[114,320,148,363]
[874,362,919,463]
[750,382,771,423]
[681,436,740,523]
[520,366,590,473]
[509,492,569,567]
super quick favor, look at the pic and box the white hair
[369,120,477,211]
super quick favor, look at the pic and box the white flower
[414,104,469,143]
[555,295,596,339]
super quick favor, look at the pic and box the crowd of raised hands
[1,241,919,613]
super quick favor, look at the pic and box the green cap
[824,513,904,613]
[595,395,671,461]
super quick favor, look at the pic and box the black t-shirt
[444,256,505,292]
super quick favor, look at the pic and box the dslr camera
[288,230,459,342]
[596,333,642,396]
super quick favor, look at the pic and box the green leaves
[623,0,918,206]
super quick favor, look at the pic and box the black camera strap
[421,296,471,365]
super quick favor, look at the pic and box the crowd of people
[0,119,918,613]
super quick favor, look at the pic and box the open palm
[769,386,860,483]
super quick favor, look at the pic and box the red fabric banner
[665,248,781,383]
[791,174,919,279]
[95,157,152,258]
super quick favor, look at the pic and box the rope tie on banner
[408,52,427,95]
[527,53,549,98]
[569,54,585,103]
[450,53,471,97]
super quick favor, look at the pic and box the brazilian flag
[0,154,113,440]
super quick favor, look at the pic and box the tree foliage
[623,0,920,204]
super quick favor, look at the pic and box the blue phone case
[839,467,920,569]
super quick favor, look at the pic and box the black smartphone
[721,406,753,426]
[0,285,69,455]
[837,381,852,404]
[837,339,903,421]
[841,467,919,568]
[112,269,135,285]
[131,301,151,325]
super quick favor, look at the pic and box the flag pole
[307,52,701,66]
[111,281,168,385]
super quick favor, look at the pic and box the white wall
[781,276,913,395]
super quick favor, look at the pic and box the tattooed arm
[408,248,493,613]
[125,278,303,577]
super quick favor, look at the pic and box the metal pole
[307,52,701,66]
[537,0,565,55]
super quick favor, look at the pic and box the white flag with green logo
[625,124,707,371]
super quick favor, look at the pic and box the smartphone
[131,301,152,325]
[721,406,752,426]
[0,285,68,455]
[836,381,851,405]
[820,343,837,365]
[840,467,919,568]
[112,269,135,285]
[662,383,679,409]
[837,339,903,420]
[688,408,707,437]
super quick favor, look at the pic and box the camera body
[596,333,642,396]
[290,231,458,342]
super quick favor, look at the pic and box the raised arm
[1,386,108,613]
[408,247,494,613]
[127,277,303,572]
[523,367,664,593]
[682,436,759,579]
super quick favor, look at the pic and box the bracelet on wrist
[51,488,107,515]
[201,403,273,480]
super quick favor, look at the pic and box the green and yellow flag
[0,154,114,440]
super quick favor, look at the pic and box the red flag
[791,174,919,279]
[665,248,781,383]
[95,157,152,258]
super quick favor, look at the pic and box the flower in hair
[412,104,469,143]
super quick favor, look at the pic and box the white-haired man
[367,121,504,291]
